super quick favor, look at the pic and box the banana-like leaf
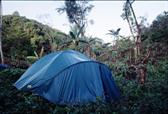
[69,31,76,39]
[79,39,89,44]
[77,24,85,38]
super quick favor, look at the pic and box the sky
[2,1,168,43]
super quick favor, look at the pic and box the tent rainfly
[14,50,120,105]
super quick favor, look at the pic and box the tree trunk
[0,36,4,64]
[128,1,141,58]
[125,11,135,41]
[0,1,4,64]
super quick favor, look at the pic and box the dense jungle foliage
[0,8,168,114]
[0,59,167,114]
[2,14,67,60]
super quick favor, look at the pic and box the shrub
[0,59,167,113]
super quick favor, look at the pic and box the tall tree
[121,0,142,60]
[0,1,4,64]
[150,11,168,44]
[56,0,93,38]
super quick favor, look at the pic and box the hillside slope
[2,14,67,60]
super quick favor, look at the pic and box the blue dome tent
[14,50,120,105]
